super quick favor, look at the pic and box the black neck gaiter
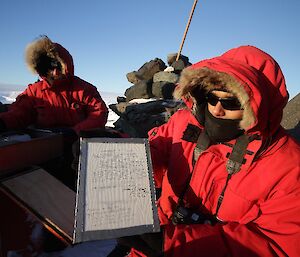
[204,106,244,143]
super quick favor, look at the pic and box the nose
[211,102,225,117]
[52,68,60,76]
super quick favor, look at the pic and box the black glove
[108,232,163,257]
[0,118,7,133]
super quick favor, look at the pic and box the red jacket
[145,46,300,257]
[0,39,108,134]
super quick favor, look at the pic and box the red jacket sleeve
[0,86,36,129]
[73,86,108,134]
[148,115,176,189]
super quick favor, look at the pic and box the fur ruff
[25,36,67,75]
[174,67,256,130]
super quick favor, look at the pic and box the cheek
[225,110,244,120]
[207,103,214,113]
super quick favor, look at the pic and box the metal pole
[176,0,198,61]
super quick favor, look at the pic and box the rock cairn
[109,54,191,137]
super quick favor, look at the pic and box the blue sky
[0,0,299,98]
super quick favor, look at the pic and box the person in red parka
[0,36,109,256]
[122,46,300,257]
[0,35,109,187]
[0,35,108,135]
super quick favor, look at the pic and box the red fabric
[138,46,300,257]
[221,45,289,135]
[0,78,108,134]
[0,43,108,134]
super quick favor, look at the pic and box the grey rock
[126,58,166,84]
[126,71,143,84]
[114,117,141,138]
[124,80,153,101]
[152,81,176,99]
[153,71,179,84]
[110,99,184,138]
[167,53,190,66]
[114,112,167,138]
[282,93,300,141]
[109,102,130,116]
[171,59,187,73]
[117,96,127,103]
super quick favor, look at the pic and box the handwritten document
[73,138,160,243]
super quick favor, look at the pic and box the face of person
[207,90,244,120]
[46,67,66,86]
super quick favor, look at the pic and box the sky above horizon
[0,0,299,98]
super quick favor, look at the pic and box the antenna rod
[176,0,198,61]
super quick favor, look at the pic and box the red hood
[175,46,289,138]
[54,42,74,76]
[25,36,74,85]
[46,42,74,88]
[221,45,288,134]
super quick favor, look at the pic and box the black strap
[226,134,250,175]
[178,130,210,204]
[215,134,251,215]
[179,128,251,218]
[193,130,210,165]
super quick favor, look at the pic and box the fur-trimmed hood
[174,46,288,137]
[25,36,74,77]
[221,45,288,135]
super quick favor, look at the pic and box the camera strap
[193,129,211,165]
[178,129,211,205]
[215,134,251,215]
[178,128,251,220]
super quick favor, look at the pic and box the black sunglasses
[206,92,242,110]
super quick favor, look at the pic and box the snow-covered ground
[0,90,21,103]
[0,90,121,127]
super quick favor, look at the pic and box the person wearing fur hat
[124,46,300,257]
[0,35,108,135]
[0,36,109,256]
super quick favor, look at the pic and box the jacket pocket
[216,187,260,224]
[204,177,226,212]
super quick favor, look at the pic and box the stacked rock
[109,54,191,137]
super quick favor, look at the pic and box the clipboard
[73,138,160,243]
